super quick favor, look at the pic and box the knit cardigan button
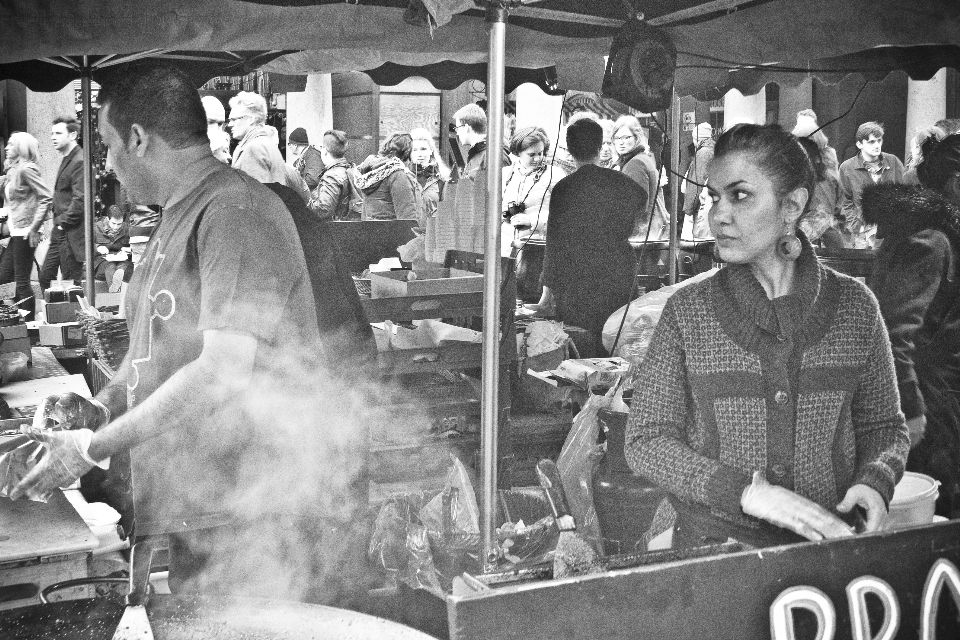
[774,390,789,405]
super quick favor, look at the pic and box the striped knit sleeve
[850,299,911,506]
[624,297,751,514]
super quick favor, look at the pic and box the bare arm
[87,329,257,461]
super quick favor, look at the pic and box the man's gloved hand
[32,393,111,432]
[741,471,855,541]
[9,427,108,501]
[837,483,888,532]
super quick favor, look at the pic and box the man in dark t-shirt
[12,65,369,608]
[541,119,644,356]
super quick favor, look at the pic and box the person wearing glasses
[612,115,668,240]
[227,91,287,185]
[452,103,510,178]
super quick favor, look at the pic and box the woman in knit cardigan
[625,124,909,549]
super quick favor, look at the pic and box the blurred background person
[612,115,668,240]
[228,91,288,184]
[863,132,960,519]
[310,130,358,221]
[597,118,617,169]
[0,132,51,320]
[93,205,131,293]
[355,132,423,222]
[539,119,643,355]
[793,109,839,179]
[795,136,843,249]
[501,126,565,302]
[288,127,324,192]
[409,127,450,218]
[681,122,714,241]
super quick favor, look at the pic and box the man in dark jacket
[863,181,960,519]
[40,115,85,291]
[308,130,357,221]
[288,127,324,192]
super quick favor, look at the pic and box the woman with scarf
[409,128,450,218]
[0,132,51,320]
[355,133,423,223]
[612,115,668,240]
[501,126,565,302]
[625,124,908,550]
[862,130,960,519]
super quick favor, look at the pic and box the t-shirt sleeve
[195,195,299,343]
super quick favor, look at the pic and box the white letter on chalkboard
[921,558,960,640]
[770,586,836,640]
[846,576,900,640]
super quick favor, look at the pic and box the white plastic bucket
[885,471,940,530]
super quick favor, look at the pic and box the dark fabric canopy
[0,51,292,93]
[364,61,564,95]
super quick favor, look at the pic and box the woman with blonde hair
[612,115,668,240]
[0,132,51,320]
[408,127,451,217]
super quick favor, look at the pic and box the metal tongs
[112,541,155,640]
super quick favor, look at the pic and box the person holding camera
[501,127,565,301]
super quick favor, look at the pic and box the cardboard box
[39,322,85,347]
[0,324,28,340]
[370,268,483,298]
[39,300,82,324]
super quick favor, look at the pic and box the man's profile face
[228,107,256,140]
[454,121,472,147]
[51,123,76,152]
[857,134,883,162]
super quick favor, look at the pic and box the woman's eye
[708,193,720,203]
[733,190,749,201]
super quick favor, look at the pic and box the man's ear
[128,124,149,158]
[781,186,808,225]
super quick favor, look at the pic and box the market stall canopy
[0,51,293,93]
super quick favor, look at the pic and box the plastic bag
[556,391,615,551]
[368,455,481,597]
[601,268,718,357]
[0,437,47,501]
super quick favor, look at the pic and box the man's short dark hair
[566,119,603,163]
[855,121,884,143]
[322,130,348,159]
[53,115,80,136]
[96,64,207,150]
[454,104,486,135]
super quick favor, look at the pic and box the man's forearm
[88,356,248,461]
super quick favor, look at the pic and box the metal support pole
[81,67,96,305]
[668,89,680,285]
[480,1,508,573]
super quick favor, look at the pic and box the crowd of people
[1,70,958,599]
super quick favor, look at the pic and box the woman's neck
[749,255,796,299]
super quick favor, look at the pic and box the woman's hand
[97,246,109,255]
[741,471,854,541]
[28,231,41,248]
[837,483,888,532]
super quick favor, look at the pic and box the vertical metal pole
[81,67,96,305]
[480,1,507,573]
[668,89,680,285]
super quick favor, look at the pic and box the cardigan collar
[713,233,838,351]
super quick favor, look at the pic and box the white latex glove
[837,483,888,532]
[32,393,111,432]
[741,471,854,541]
[9,427,108,501]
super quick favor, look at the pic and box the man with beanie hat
[288,127,324,191]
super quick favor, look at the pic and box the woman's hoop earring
[776,232,802,261]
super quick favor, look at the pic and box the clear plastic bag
[0,437,48,502]
[368,455,482,597]
[556,392,614,551]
